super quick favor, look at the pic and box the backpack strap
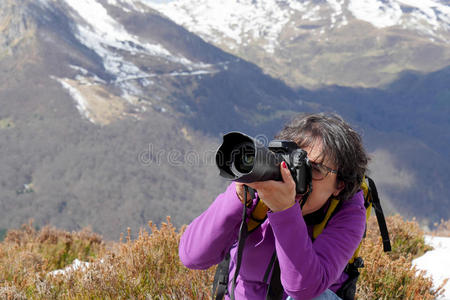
[212,178,391,300]
[336,177,391,299]
[336,257,363,300]
[366,176,391,252]
[265,253,283,300]
[248,198,269,233]
[346,178,372,264]
[212,253,231,300]
[312,198,341,240]
[263,197,342,300]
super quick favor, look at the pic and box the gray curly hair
[275,113,369,201]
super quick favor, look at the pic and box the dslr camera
[215,132,312,195]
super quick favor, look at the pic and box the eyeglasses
[310,162,338,180]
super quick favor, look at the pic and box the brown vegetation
[0,216,446,299]
[433,219,450,237]
[357,215,445,299]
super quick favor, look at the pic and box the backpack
[212,176,391,300]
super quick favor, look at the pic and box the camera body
[216,132,312,195]
[268,140,311,195]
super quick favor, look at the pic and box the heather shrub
[0,216,446,299]
[357,215,444,299]
[0,220,104,298]
[33,217,215,299]
[368,215,432,260]
[433,219,450,237]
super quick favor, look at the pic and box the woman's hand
[245,161,296,212]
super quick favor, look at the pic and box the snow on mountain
[145,0,300,53]
[35,0,222,124]
[62,0,155,99]
[348,0,450,34]
[413,235,450,300]
[145,0,450,53]
[62,0,214,84]
[144,0,305,53]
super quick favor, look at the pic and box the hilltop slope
[148,0,450,88]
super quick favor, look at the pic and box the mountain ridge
[0,0,310,238]
[147,0,450,88]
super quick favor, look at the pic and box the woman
[179,113,369,300]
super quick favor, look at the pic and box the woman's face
[296,139,344,216]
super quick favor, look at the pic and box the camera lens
[232,142,255,174]
[216,131,288,183]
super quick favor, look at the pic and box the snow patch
[348,0,450,36]
[69,65,106,84]
[62,0,215,99]
[50,259,91,276]
[146,0,450,54]
[413,236,450,300]
[328,0,346,28]
[52,76,96,124]
[143,0,297,54]
[348,0,403,28]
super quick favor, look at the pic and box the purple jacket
[179,182,366,299]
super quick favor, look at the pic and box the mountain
[147,0,450,88]
[0,0,311,238]
[295,66,450,222]
[0,0,448,239]
[147,0,450,222]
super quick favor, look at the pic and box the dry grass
[0,220,104,299]
[56,78,128,126]
[357,215,445,299]
[0,216,446,299]
[432,219,450,237]
[0,218,214,299]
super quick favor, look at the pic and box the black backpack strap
[366,176,391,252]
[337,177,391,299]
[263,197,343,300]
[212,253,231,300]
[263,252,277,284]
[261,178,391,300]
[263,252,284,300]
[266,256,284,300]
[336,257,364,300]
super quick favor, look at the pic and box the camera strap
[216,184,312,300]
[230,185,250,300]
[299,181,312,210]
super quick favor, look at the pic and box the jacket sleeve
[179,182,249,269]
[267,191,366,299]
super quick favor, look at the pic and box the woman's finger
[280,161,295,187]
